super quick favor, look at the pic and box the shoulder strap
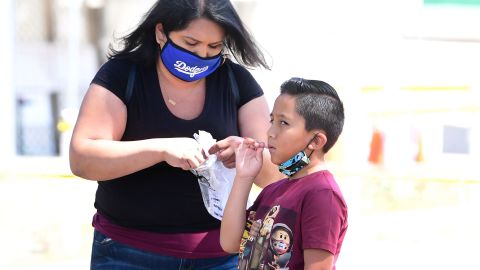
[226,61,240,107]
[125,64,136,104]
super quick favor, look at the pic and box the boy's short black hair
[280,77,344,153]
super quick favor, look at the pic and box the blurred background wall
[2,0,479,174]
[1,0,479,269]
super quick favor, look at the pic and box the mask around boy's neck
[278,134,317,178]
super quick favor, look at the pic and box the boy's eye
[280,121,288,126]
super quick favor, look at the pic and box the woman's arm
[304,249,334,270]
[210,96,283,188]
[69,84,205,180]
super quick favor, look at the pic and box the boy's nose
[267,126,275,138]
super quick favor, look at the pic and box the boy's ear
[155,23,167,45]
[308,131,327,151]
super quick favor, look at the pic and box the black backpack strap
[125,64,136,105]
[226,61,240,108]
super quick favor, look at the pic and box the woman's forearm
[69,138,166,181]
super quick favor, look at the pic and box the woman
[69,0,281,269]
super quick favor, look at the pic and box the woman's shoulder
[91,57,138,102]
[225,58,253,79]
[222,58,264,106]
[98,57,135,74]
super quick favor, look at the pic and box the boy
[220,78,348,270]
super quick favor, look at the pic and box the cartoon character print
[240,211,257,254]
[238,205,295,270]
[239,211,261,270]
[249,205,280,269]
[266,224,293,269]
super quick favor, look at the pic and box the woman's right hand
[161,137,206,170]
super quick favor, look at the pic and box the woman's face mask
[159,38,222,82]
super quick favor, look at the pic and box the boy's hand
[235,137,264,180]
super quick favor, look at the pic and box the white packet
[191,130,255,220]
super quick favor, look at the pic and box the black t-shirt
[90,58,264,233]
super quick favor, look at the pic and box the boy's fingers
[256,147,264,160]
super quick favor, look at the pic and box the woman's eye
[209,44,222,49]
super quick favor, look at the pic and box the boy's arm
[304,249,334,270]
[220,176,254,253]
[220,138,264,253]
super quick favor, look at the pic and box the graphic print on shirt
[239,205,296,270]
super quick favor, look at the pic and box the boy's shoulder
[299,170,346,201]
[301,170,336,187]
[262,170,338,193]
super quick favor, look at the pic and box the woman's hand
[234,138,264,180]
[162,137,206,170]
[208,136,244,168]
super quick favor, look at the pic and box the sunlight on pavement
[0,171,96,270]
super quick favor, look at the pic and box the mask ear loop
[306,133,319,159]
[159,34,172,52]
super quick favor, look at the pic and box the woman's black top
[90,58,264,233]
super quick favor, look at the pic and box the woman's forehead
[174,17,225,41]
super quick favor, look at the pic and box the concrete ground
[1,157,479,270]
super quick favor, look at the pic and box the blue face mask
[159,38,222,82]
[278,135,317,177]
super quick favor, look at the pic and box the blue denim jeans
[91,230,238,270]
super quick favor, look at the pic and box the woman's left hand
[208,136,243,168]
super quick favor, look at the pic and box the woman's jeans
[91,230,238,270]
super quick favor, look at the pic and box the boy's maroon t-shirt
[238,170,348,270]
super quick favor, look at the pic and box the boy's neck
[288,158,328,180]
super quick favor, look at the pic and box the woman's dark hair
[108,0,268,69]
[280,78,345,153]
